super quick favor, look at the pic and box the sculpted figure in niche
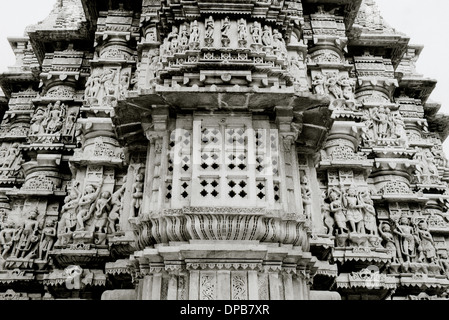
[289,55,303,83]
[30,107,47,135]
[238,19,247,42]
[329,188,348,234]
[272,29,286,57]
[326,73,343,99]
[1,143,20,169]
[312,73,326,95]
[76,182,102,231]
[12,209,40,259]
[131,173,144,217]
[262,25,272,46]
[438,251,449,277]
[189,20,199,44]
[393,216,418,263]
[321,191,334,236]
[390,112,407,143]
[92,191,112,234]
[338,75,355,100]
[101,68,117,97]
[372,106,390,139]
[205,16,215,44]
[84,73,101,100]
[167,26,179,53]
[108,177,127,233]
[148,49,161,86]
[221,17,231,47]
[360,193,377,236]
[119,71,130,99]
[179,24,189,49]
[301,175,312,219]
[38,219,57,261]
[45,101,65,134]
[0,221,16,259]
[416,220,437,263]
[130,69,139,91]
[251,21,262,45]
[378,221,399,263]
[59,182,81,239]
[342,186,364,234]
[63,110,78,136]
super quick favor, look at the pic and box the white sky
[0,0,448,154]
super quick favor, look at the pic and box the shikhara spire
[0,0,447,301]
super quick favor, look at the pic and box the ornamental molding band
[0,0,448,301]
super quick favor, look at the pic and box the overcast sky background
[0,0,449,154]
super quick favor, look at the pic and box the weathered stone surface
[0,0,448,301]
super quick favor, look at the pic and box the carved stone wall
[0,0,447,301]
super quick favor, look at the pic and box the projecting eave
[26,27,91,66]
[348,31,410,69]
[302,0,363,31]
[80,0,143,34]
[427,113,449,143]
[397,76,437,105]
[0,71,39,99]
[424,100,442,118]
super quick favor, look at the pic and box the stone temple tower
[0,0,448,301]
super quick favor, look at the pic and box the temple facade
[0,0,448,301]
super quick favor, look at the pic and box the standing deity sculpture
[378,221,399,262]
[119,71,130,100]
[131,173,144,218]
[76,182,103,231]
[92,191,112,234]
[178,24,189,50]
[30,107,47,135]
[205,16,215,47]
[326,73,343,100]
[272,29,287,58]
[38,219,57,261]
[390,112,407,146]
[1,143,20,169]
[237,19,248,47]
[393,216,418,263]
[63,110,78,137]
[108,177,127,233]
[289,55,306,89]
[312,73,326,95]
[342,186,364,234]
[416,220,437,264]
[167,26,179,54]
[84,73,101,100]
[0,221,16,259]
[221,17,231,47]
[372,106,390,139]
[189,20,200,48]
[360,193,377,236]
[251,21,262,45]
[58,182,81,244]
[301,175,312,220]
[147,49,161,87]
[261,25,272,46]
[329,188,347,235]
[12,209,40,259]
[45,101,66,134]
[338,75,355,101]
